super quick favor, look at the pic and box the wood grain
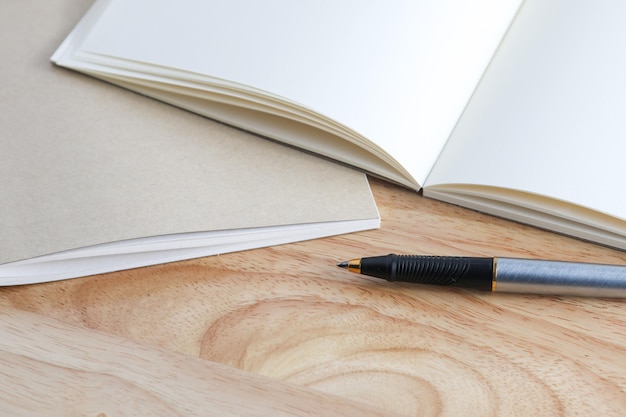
[0,304,396,417]
[2,179,626,416]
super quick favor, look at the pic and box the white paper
[425,0,626,247]
[53,0,522,188]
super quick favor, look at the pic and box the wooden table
[2,178,626,416]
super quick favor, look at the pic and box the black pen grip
[360,255,494,290]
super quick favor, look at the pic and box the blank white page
[426,0,626,220]
[64,0,521,187]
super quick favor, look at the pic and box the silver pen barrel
[494,258,626,297]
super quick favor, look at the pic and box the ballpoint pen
[337,254,626,297]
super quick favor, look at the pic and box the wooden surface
[0,305,396,417]
[2,178,626,416]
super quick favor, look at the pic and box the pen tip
[337,261,349,269]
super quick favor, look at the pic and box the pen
[337,254,626,297]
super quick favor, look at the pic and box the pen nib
[337,261,349,269]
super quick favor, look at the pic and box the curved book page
[425,185,626,250]
[425,0,626,249]
[51,0,523,189]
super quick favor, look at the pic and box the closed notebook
[0,0,380,285]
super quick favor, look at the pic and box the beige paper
[0,0,379,284]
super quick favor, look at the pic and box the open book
[51,0,626,250]
[0,0,380,286]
